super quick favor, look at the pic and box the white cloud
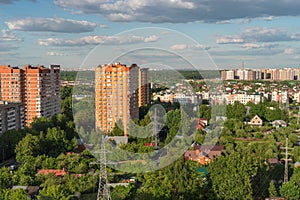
[241,43,278,49]
[6,18,97,33]
[170,44,211,50]
[144,35,159,42]
[283,48,295,55]
[54,0,300,23]
[216,36,244,44]
[0,29,20,41]
[215,20,231,24]
[99,24,109,28]
[193,44,211,50]
[170,44,187,50]
[217,27,300,44]
[262,16,274,21]
[47,51,64,56]
[38,35,159,46]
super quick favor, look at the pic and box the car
[9,165,17,171]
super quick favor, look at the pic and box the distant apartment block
[0,65,60,126]
[271,91,289,104]
[0,101,24,135]
[221,68,300,81]
[209,93,263,105]
[95,63,149,136]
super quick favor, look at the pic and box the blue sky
[0,0,300,69]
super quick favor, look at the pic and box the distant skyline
[0,0,300,69]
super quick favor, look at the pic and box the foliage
[0,189,29,200]
[227,101,246,121]
[0,168,10,190]
[111,184,136,200]
[137,157,205,200]
[279,182,300,200]
[209,149,259,199]
[60,71,77,81]
[268,181,278,197]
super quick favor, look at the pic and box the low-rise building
[248,115,263,126]
[184,145,224,165]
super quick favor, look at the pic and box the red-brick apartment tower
[95,63,139,136]
[0,65,60,126]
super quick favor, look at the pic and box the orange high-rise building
[0,65,25,103]
[95,63,148,136]
[0,65,60,126]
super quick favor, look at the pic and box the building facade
[0,101,24,135]
[221,68,300,81]
[0,65,60,126]
[95,63,141,136]
[138,68,151,107]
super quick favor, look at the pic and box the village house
[184,145,225,165]
[271,120,287,129]
[37,169,68,177]
[248,115,263,126]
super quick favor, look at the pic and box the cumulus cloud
[6,18,97,33]
[46,51,82,56]
[170,44,211,50]
[217,27,300,44]
[170,44,188,50]
[47,51,64,56]
[38,35,159,46]
[216,36,244,44]
[241,43,278,49]
[283,48,295,55]
[54,0,300,23]
[99,24,109,28]
[0,29,20,41]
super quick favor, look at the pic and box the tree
[268,181,278,197]
[290,168,300,188]
[38,184,69,200]
[227,101,246,122]
[279,182,300,200]
[112,120,125,136]
[15,134,41,163]
[1,189,29,200]
[0,168,10,190]
[138,158,204,199]
[199,105,211,120]
[209,149,259,199]
[111,185,136,200]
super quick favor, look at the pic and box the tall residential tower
[0,65,60,126]
[95,63,149,136]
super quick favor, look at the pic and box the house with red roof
[37,169,68,177]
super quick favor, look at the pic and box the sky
[0,0,300,70]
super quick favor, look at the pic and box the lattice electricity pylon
[280,138,293,183]
[91,135,112,200]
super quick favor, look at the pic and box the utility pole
[281,138,293,182]
[91,135,111,200]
